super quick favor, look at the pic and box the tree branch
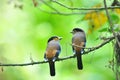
[103,0,120,47]
[111,0,120,6]
[39,0,120,16]
[104,1,120,79]
[0,36,115,66]
[51,0,120,11]
[38,8,91,15]
[40,0,60,13]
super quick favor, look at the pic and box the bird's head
[48,36,62,43]
[71,28,84,34]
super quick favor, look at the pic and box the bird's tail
[49,61,55,76]
[76,52,83,70]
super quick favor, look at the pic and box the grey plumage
[71,28,86,70]
[44,36,62,76]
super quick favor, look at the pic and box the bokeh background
[0,0,119,80]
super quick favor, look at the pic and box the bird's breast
[73,35,85,52]
[45,41,60,59]
[46,49,57,59]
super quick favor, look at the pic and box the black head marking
[72,28,84,32]
[47,36,58,43]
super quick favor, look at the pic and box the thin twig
[38,8,92,15]
[51,0,120,11]
[70,44,91,49]
[111,0,120,6]
[103,0,120,47]
[40,0,60,13]
[0,61,47,66]
[104,1,120,79]
[84,36,114,54]
[0,36,115,66]
[39,0,120,16]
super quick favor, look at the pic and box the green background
[0,0,116,80]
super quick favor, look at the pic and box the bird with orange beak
[44,36,62,76]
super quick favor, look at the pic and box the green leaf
[98,27,108,32]
[110,13,119,24]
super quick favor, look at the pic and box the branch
[103,0,120,47]
[39,0,120,16]
[51,0,120,11]
[0,36,115,66]
[111,0,120,6]
[70,44,91,49]
[104,1,120,79]
[84,36,114,54]
[40,0,60,13]
[38,6,100,16]
[0,61,47,66]
[38,8,91,15]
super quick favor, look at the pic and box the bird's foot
[44,58,48,62]
[52,57,57,62]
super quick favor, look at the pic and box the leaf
[114,9,120,14]
[110,13,119,24]
[99,27,108,32]
[85,12,107,28]
[83,4,107,34]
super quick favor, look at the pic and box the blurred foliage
[0,0,120,80]
[83,4,107,34]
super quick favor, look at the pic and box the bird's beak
[58,37,62,40]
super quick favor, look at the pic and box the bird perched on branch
[71,28,86,70]
[44,36,62,76]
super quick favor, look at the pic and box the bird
[44,36,62,76]
[71,28,86,70]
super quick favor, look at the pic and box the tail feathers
[76,52,83,70]
[49,61,55,76]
